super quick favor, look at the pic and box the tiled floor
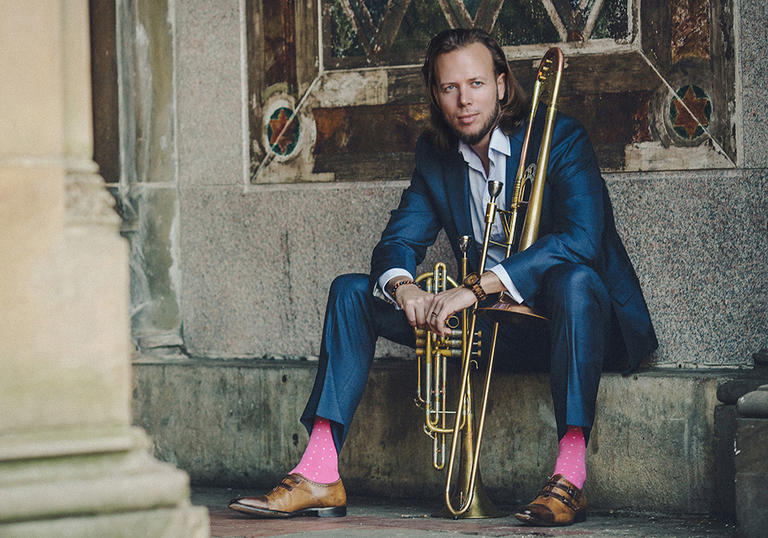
[193,488,736,537]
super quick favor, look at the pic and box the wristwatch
[462,272,487,301]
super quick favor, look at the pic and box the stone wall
[120,0,766,369]
[122,0,768,515]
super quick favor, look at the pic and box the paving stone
[193,487,735,537]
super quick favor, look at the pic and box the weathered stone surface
[0,505,208,538]
[126,186,183,349]
[133,358,724,513]
[737,385,768,418]
[753,349,768,373]
[713,405,738,520]
[0,2,64,158]
[739,0,768,168]
[734,416,768,537]
[718,377,768,404]
[0,2,208,534]
[178,169,768,369]
[178,183,453,359]
[735,472,768,538]
[175,0,244,187]
[606,168,767,368]
[735,417,768,475]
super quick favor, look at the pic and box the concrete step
[133,356,737,515]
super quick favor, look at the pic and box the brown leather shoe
[514,474,587,526]
[228,473,347,518]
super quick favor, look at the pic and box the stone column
[0,1,207,535]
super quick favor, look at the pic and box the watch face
[465,273,479,286]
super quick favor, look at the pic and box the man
[229,28,657,526]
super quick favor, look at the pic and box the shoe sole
[514,509,586,526]
[229,502,347,519]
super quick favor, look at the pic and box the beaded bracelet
[390,278,415,300]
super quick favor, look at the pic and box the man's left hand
[425,271,505,336]
[425,286,477,336]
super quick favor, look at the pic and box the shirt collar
[458,127,511,173]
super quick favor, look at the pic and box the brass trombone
[441,47,565,517]
[414,238,501,518]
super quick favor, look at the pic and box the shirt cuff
[488,264,524,304]
[374,268,414,309]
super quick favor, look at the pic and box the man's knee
[545,264,608,314]
[328,273,370,305]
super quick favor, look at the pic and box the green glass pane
[552,0,598,32]
[389,1,450,58]
[329,0,364,58]
[493,0,561,45]
[591,0,629,39]
[464,0,481,19]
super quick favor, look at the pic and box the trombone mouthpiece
[488,181,503,201]
[459,235,471,253]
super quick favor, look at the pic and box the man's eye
[444,85,455,91]
[472,81,483,86]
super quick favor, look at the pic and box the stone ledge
[132,356,735,514]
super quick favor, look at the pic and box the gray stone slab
[717,378,768,404]
[737,387,768,418]
[740,86,768,169]
[605,168,768,368]
[734,418,768,474]
[735,472,768,538]
[133,358,726,514]
[738,2,768,168]
[178,169,767,368]
[178,183,453,359]
[713,405,738,520]
[175,1,244,187]
[738,2,768,90]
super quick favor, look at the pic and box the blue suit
[301,113,657,451]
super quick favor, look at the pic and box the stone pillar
[0,1,208,535]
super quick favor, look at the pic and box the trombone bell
[476,294,549,326]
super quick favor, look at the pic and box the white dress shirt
[377,127,524,306]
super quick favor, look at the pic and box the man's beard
[452,101,501,146]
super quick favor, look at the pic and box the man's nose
[458,86,471,106]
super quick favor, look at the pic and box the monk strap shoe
[514,474,587,526]
[228,473,347,518]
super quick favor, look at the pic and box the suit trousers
[300,263,611,453]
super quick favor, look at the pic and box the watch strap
[463,273,487,301]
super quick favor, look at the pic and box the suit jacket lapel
[443,150,476,269]
[505,131,525,206]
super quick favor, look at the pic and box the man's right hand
[389,281,434,329]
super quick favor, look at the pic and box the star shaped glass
[267,107,300,156]
[669,85,711,141]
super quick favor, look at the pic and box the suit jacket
[370,113,658,372]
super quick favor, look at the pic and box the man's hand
[426,272,505,336]
[393,283,435,329]
[425,286,477,336]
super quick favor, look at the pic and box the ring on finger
[430,312,438,317]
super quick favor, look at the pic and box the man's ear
[497,72,506,101]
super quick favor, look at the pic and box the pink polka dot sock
[289,416,340,484]
[552,425,586,489]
